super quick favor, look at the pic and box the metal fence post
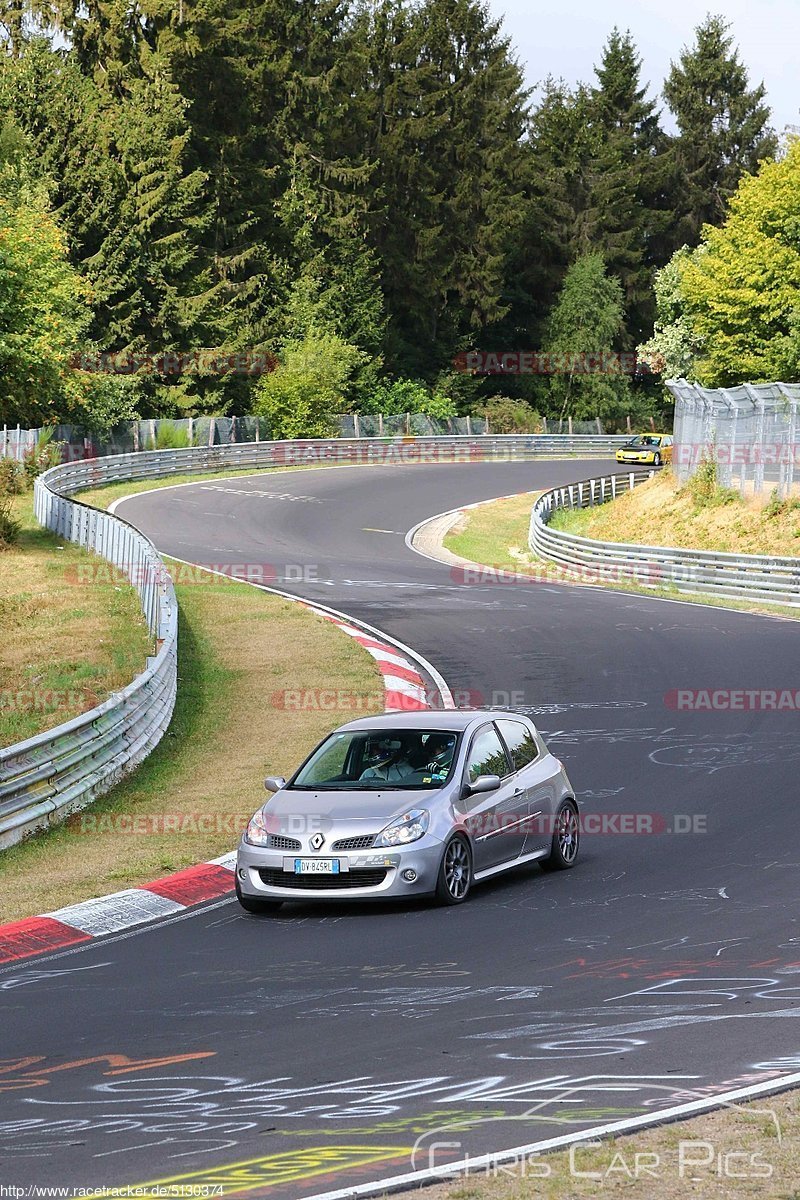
[744,385,766,495]
[788,399,798,498]
[719,390,737,489]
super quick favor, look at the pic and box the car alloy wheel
[436,835,472,904]
[541,800,580,871]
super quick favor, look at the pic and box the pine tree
[166,0,285,356]
[581,29,668,342]
[663,14,776,246]
[42,0,158,94]
[271,2,386,362]
[358,0,528,376]
[519,81,595,337]
[169,0,379,377]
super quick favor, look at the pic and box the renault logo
[310,832,325,851]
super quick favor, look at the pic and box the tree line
[0,3,777,433]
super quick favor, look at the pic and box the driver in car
[417,733,456,776]
[401,733,457,784]
[359,738,415,783]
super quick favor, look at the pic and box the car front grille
[267,834,302,851]
[332,834,376,851]
[258,868,388,890]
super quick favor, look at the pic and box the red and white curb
[0,615,443,967]
[304,607,430,711]
[0,853,237,965]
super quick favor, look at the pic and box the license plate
[290,858,341,875]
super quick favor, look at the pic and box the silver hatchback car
[236,710,579,911]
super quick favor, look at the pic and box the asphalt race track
[3,459,800,1198]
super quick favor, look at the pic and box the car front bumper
[236,836,446,902]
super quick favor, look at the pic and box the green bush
[427,391,458,420]
[764,488,800,519]
[79,375,142,439]
[0,457,24,495]
[154,421,191,450]
[363,378,429,416]
[254,332,366,439]
[682,454,739,510]
[472,396,542,433]
[0,492,20,549]
[363,378,457,419]
[22,428,62,485]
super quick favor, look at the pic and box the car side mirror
[264,776,286,793]
[466,774,501,796]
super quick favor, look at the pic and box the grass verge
[421,1088,798,1200]
[0,492,151,747]
[443,482,800,621]
[444,492,542,573]
[0,561,383,922]
[549,470,800,557]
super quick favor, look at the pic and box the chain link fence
[667,380,800,498]
[1,414,492,461]
[0,412,619,463]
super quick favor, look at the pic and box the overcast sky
[488,0,799,136]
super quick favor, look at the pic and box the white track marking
[303,1070,800,1200]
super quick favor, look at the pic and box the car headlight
[374,808,430,847]
[244,809,270,847]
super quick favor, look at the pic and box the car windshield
[627,435,660,447]
[289,728,461,790]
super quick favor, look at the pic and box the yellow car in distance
[615,433,673,467]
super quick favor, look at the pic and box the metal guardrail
[1,418,629,462]
[529,471,800,606]
[0,433,627,850]
[0,476,177,849]
[45,434,629,494]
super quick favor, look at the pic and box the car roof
[336,709,534,734]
